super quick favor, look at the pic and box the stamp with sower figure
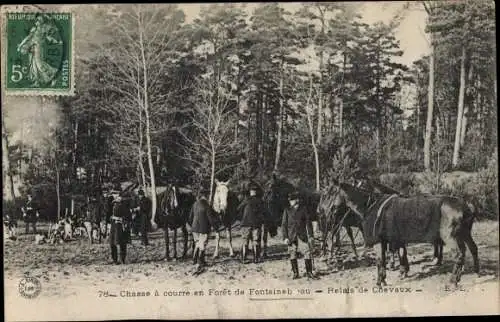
[2,10,74,96]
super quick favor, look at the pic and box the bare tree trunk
[2,117,16,201]
[71,120,78,216]
[460,64,474,147]
[305,77,320,191]
[424,44,435,171]
[452,47,467,168]
[56,166,61,221]
[138,18,157,222]
[138,91,146,189]
[274,61,284,172]
[209,147,216,205]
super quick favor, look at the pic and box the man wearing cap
[282,191,319,280]
[21,194,39,234]
[189,188,221,274]
[238,182,267,263]
[109,195,132,264]
[131,188,151,246]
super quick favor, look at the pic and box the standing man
[239,183,267,264]
[109,195,132,264]
[189,188,220,275]
[282,191,319,280]
[131,188,151,246]
[83,195,102,243]
[21,194,39,234]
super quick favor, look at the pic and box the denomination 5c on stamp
[3,11,74,96]
[18,276,42,299]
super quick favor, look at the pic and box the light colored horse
[212,179,239,258]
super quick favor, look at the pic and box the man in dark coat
[131,189,151,246]
[109,195,132,264]
[21,194,39,234]
[238,183,267,264]
[189,188,220,274]
[282,191,319,280]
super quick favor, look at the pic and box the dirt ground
[4,220,499,319]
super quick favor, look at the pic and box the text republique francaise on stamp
[2,10,74,96]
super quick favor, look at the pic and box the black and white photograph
[2,2,498,320]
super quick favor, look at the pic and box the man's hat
[288,191,300,201]
[199,187,210,196]
[248,182,259,191]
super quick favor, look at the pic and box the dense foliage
[2,2,497,220]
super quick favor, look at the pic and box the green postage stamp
[2,10,74,96]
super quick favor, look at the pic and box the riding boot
[255,244,261,263]
[193,248,199,265]
[252,244,259,264]
[241,244,247,263]
[305,259,319,279]
[291,259,300,279]
[111,245,118,264]
[120,244,127,264]
[194,250,206,274]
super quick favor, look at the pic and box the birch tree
[180,72,239,202]
[96,4,186,226]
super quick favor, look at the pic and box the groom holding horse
[282,191,319,280]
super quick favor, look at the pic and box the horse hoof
[165,257,172,262]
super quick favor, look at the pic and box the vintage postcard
[2,2,498,321]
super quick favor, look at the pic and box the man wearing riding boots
[131,189,151,246]
[21,194,39,234]
[109,195,132,264]
[282,191,319,280]
[189,188,220,274]
[239,183,267,264]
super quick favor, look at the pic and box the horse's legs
[335,230,341,249]
[213,231,220,259]
[173,228,178,259]
[181,225,188,259]
[375,241,388,286]
[329,230,336,263]
[398,245,409,278]
[261,224,268,258]
[227,227,234,257]
[451,238,467,285]
[431,238,444,266]
[464,232,479,274]
[164,227,171,261]
[346,226,358,259]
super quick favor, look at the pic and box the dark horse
[356,177,444,269]
[327,180,479,286]
[212,179,240,258]
[317,183,364,262]
[156,184,196,260]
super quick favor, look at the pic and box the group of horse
[152,174,479,287]
[66,173,479,287]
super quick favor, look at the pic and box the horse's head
[213,179,230,214]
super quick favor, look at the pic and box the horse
[317,183,364,263]
[327,180,479,287]
[212,179,240,258]
[355,177,444,268]
[262,175,321,254]
[156,183,196,260]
